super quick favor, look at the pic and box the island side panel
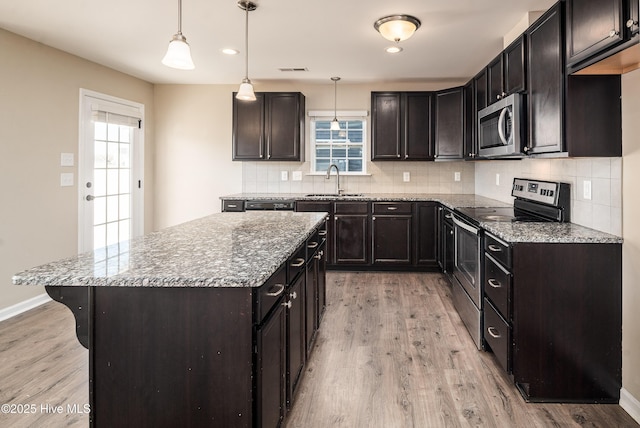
[90,286,253,427]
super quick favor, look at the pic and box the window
[310,115,367,174]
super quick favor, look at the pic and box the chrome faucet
[326,164,343,195]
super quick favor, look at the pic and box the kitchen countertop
[13,211,327,288]
[221,193,623,244]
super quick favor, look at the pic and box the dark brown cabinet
[473,68,489,113]
[295,201,333,265]
[286,261,306,409]
[334,202,369,265]
[232,92,305,161]
[434,87,465,160]
[415,202,439,268]
[487,35,527,104]
[527,2,622,156]
[482,232,622,403]
[371,92,434,161]
[371,202,412,266]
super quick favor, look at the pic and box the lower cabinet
[372,202,412,265]
[334,202,370,265]
[416,202,439,268]
[285,271,305,409]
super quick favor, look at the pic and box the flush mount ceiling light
[162,0,195,70]
[374,15,421,43]
[236,0,257,101]
[330,77,341,131]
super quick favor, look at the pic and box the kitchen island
[13,211,328,428]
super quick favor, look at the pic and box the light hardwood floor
[0,273,636,427]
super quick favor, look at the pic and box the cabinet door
[434,87,465,160]
[404,92,434,160]
[504,35,526,95]
[286,273,305,407]
[487,53,504,103]
[415,202,438,268]
[473,69,488,112]
[463,80,476,159]
[315,243,327,324]
[371,92,402,160]
[334,214,369,264]
[256,301,286,428]
[566,0,624,67]
[372,215,412,265]
[527,4,564,154]
[295,201,333,265]
[305,261,317,354]
[266,93,303,161]
[232,93,265,160]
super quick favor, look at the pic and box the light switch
[60,173,74,187]
[281,171,288,181]
[496,173,500,186]
[583,180,592,200]
[454,172,461,182]
[403,172,410,182]
[60,153,74,167]
[292,171,303,181]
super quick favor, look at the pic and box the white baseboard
[621,388,640,425]
[0,293,52,323]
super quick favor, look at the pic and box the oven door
[452,214,481,307]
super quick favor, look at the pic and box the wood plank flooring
[0,272,636,427]
[285,272,638,428]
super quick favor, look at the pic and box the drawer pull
[488,244,502,253]
[487,326,501,339]
[227,204,237,208]
[387,206,398,211]
[266,283,285,297]
[488,278,502,288]
[319,230,327,236]
[307,241,319,249]
[290,258,305,267]
[445,214,453,219]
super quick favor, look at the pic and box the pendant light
[330,77,341,131]
[162,0,195,70]
[236,1,257,101]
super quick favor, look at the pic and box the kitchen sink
[305,193,364,197]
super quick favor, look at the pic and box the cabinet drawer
[288,244,306,281]
[256,265,287,324]
[222,200,244,212]
[484,254,512,319]
[334,202,369,214]
[372,202,412,215]
[295,201,332,214]
[484,233,511,269]
[484,298,511,374]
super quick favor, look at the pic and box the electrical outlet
[292,171,302,181]
[60,153,74,167]
[583,180,592,200]
[496,173,500,186]
[454,172,461,182]
[60,172,74,187]
[403,172,410,182]
[280,171,288,181]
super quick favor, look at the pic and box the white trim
[308,110,368,118]
[621,388,640,424]
[0,294,52,323]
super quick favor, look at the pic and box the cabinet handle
[308,241,319,249]
[627,19,638,29]
[487,326,501,339]
[450,230,454,236]
[290,258,305,267]
[609,29,620,38]
[397,154,401,158]
[488,244,502,253]
[444,214,453,219]
[387,206,398,211]
[314,253,322,260]
[488,278,502,288]
[282,300,292,309]
[496,94,501,100]
[290,291,297,300]
[266,283,285,297]
[372,216,376,221]
[227,204,237,208]
[319,230,327,236]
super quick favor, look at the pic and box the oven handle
[452,215,479,235]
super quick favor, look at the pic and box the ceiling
[0,0,557,85]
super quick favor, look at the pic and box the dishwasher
[221,199,295,212]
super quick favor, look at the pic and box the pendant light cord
[177,0,183,35]
[244,5,249,80]
[334,79,337,117]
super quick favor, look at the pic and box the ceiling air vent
[278,67,309,72]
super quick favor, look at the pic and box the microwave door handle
[497,107,509,145]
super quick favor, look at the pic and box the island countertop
[13,211,327,288]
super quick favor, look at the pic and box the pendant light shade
[162,0,195,70]
[330,77,341,131]
[374,15,421,43]
[236,1,257,101]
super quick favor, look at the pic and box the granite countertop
[221,193,622,244]
[13,212,327,288]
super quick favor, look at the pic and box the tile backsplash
[475,158,622,235]
[241,157,621,236]
[241,161,476,195]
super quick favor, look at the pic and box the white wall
[0,28,155,312]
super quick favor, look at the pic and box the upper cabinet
[566,0,640,73]
[232,92,305,161]
[434,87,465,161]
[371,92,434,161]
[486,35,527,105]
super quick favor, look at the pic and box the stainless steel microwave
[477,93,524,158]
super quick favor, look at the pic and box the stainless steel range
[450,178,570,349]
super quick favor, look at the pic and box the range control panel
[512,178,568,206]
